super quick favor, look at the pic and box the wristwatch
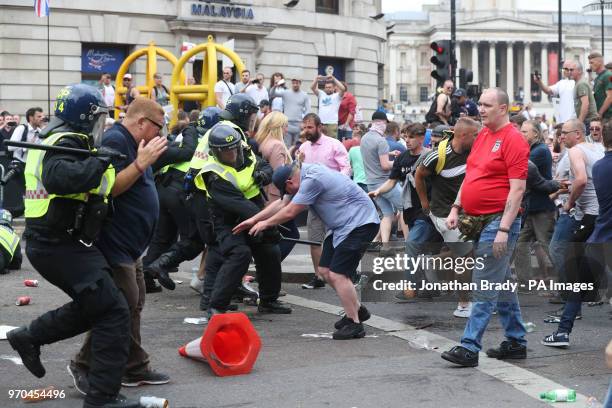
[498,227,510,234]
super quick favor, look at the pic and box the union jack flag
[34,0,49,17]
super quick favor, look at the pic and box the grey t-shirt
[270,88,310,123]
[292,164,379,247]
[360,130,390,186]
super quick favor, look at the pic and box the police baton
[277,224,322,246]
[2,140,128,160]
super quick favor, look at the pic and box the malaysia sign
[191,2,254,19]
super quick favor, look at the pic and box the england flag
[34,0,49,17]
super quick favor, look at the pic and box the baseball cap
[432,124,451,136]
[371,111,389,122]
[453,88,466,97]
[272,164,295,196]
[123,73,133,80]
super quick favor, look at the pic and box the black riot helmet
[208,123,244,168]
[219,94,259,132]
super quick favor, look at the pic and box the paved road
[0,244,610,408]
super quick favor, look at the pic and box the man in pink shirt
[298,113,351,289]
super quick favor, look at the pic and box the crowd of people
[0,54,611,407]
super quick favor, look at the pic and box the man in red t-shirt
[338,82,357,142]
[441,88,530,367]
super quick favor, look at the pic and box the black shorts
[319,223,379,278]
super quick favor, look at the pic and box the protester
[269,77,310,147]
[8,107,44,163]
[149,73,170,107]
[338,82,357,142]
[214,66,236,109]
[311,74,345,139]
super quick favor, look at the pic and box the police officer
[140,108,218,292]
[145,95,259,295]
[143,107,222,291]
[195,123,291,315]
[0,209,21,274]
[6,84,139,408]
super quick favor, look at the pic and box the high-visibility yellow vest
[0,225,19,260]
[189,121,246,172]
[24,132,116,219]
[194,147,260,200]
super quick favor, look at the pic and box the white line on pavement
[282,294,602,408]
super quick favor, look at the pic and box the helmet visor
[90,112,108,146]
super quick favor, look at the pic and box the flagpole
[47,14,51,115]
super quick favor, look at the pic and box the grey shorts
[307,210,326,243]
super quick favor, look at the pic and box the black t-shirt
[420,138,468,218]
[390,150,425,227]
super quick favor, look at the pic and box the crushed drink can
[16,296,31,306]
[24,279,39,287]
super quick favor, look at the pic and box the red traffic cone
[178,312,261,376]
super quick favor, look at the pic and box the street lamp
[583,1,611,56]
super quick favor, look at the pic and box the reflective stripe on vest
[194,148,260,200]
[188,121,246,172]
[0,225,19,259]
[24,132,116,218]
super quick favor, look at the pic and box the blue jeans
[461,217,526,353]
[338,128,353,142]
[549,214,577,283]
[558,300,581,334]
[404,218,441,282]
[604,380,612,408]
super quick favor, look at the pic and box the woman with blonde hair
[255,111,299,259]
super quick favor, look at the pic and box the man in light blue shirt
[233,162,379,340]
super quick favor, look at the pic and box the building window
[316,57,346,90]
[400,52,407,68]
[316,0,339,14]
[419,86,428,102]
[420,51,428,67]
[399,86,408,102]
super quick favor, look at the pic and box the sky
[382,0,591,13]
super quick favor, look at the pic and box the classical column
[583,47,590,73]
[389,45,397,102]
[471,41,479,84]
[455,41,461,74]
[506,41,514,99]
[540,42,548,85]
[489,41,496,87]
[523,42,531,103]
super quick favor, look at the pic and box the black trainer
[258,300,292,314]
[334,305,371,329]
[6,327,45,378]
[67,360,89,396]
[144,274,162,294]
[301,276,325,289]
[121,369,170,387]
[485,340,527,360]
[332,319,366,340]
[83,391,140,408]
[441,346,479,367]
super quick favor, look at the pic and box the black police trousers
[143,175,192,266]
[205,227,282,310]
[26,238,130,397]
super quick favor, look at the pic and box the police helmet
[208,123,244,168]
[44,84,109,144]
[219,94,259,131]
[196,107,222,134]
[0,209,12,228]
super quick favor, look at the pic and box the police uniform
[195,123,290,314]
[0,210,21,274]
[6,85,138,408]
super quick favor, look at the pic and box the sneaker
[189,275,204,294]
[453,303,472,318]
[541,332,570,348]
[258,300,292,314]
[301,276,325,289]
[441,345,479,367]
[121,369,170,387]
[332,319,366,340]
[67,360,89,396]
[485,340,527,360]
[334,305,371,329]
[6,327,46,378]
[144,275,162,294]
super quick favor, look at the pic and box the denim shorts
[369,183,403,216]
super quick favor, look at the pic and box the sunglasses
[562,68,574,71]
[590,127,601,131]
[560,129,580,136]
[143,117,163,130]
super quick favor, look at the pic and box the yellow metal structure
[169,35,246,127]
[113,42,186,119]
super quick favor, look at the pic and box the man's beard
[305,131,321,142]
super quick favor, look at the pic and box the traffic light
[430,40,451,88]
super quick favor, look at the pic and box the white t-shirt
[214,80,236,108]
[245,85,269,106]
[317,90,341,124]
[102,84,115,108]
[549,79,576,123]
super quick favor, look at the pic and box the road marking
[283,294,602,408]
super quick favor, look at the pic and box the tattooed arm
[499,178,526,230]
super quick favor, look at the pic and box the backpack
[434,137,450,175]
